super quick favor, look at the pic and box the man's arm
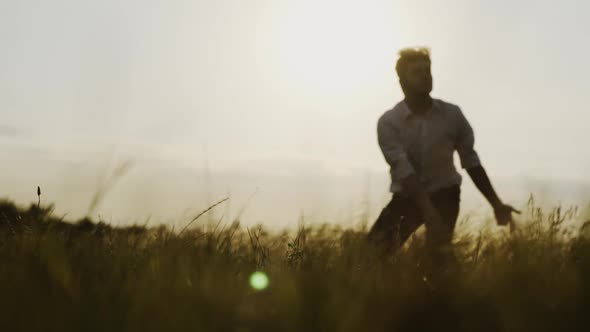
[454,108,519,225]
[454,106,499,207]
[466,165,501,208]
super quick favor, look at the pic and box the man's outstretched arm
[455,108,519,225]
[466,165,502,208]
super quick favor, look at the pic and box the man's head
[396,48,432,97]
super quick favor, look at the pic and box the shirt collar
[402,98,439,120]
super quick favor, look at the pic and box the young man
[368,48,519,255]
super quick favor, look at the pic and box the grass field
[1,198,590,332]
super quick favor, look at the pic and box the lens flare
[249,271,269,291]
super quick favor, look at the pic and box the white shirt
[377,98,481,194]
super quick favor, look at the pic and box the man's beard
[407,88,431,99]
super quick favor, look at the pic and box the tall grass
[1,199,590,332]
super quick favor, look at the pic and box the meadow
[1,197,590,332]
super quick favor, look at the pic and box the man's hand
[493,203,521,226]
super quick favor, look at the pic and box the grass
[1,198,590,332]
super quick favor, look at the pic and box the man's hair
[395,47,431,79]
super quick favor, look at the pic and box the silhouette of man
[368,48,519,257]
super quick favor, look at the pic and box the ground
[1,200,590,332]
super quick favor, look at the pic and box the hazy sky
[2,0,590,227]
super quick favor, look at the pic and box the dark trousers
[368,185,461,254]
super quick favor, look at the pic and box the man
[368,48,519,256]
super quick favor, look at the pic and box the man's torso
[381,98,466,193]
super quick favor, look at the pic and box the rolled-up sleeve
[377,115,415,181]
[455,108,481,169]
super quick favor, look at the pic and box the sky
[2,0,590,228]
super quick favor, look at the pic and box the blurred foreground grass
[1,199,590,332]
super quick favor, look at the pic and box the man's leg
[398,200,424,248]
[367,194,406,252]
[368,194,424,254]
[424,185,461,262]
[368,186,459,255]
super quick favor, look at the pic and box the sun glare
[276,1,397,93]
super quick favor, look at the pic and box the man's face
[401,59,432,96]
